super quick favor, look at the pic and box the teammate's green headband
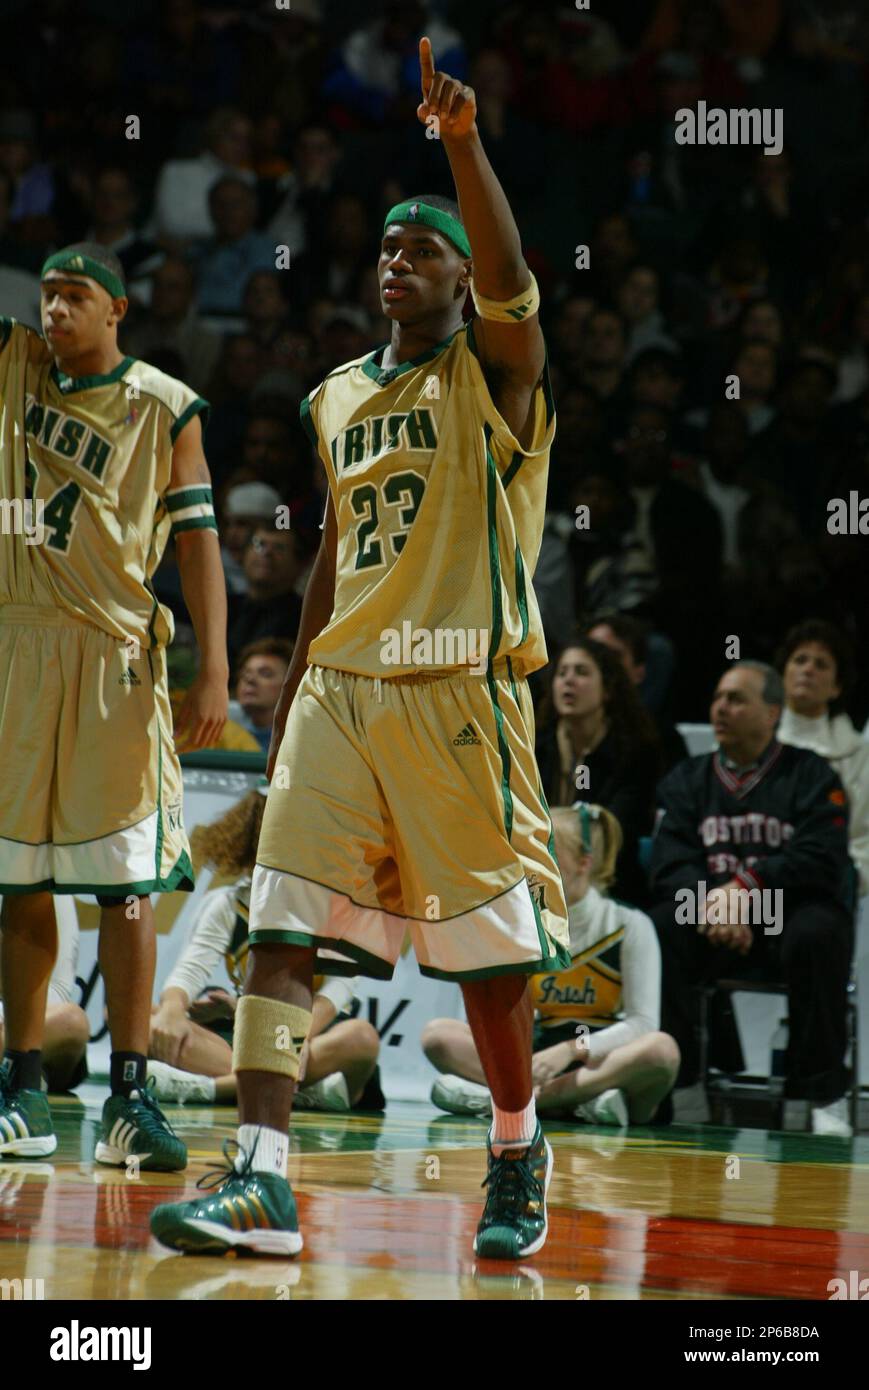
[383,201,471,259]
[41,250,126,300]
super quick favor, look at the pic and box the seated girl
[147,787,381,1111]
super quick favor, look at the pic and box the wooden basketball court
[1,1088,867,1301]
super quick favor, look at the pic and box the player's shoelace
[126,1077,181,1142]
[480,1149,542,1221]
[195,1136,257,1196]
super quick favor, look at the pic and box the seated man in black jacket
[649,661,854,1136]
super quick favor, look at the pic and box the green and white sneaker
[150,1137,303,1257]
[0,1070,57,1158]
[95,1077,187,1171]
[474,1121,553,1260]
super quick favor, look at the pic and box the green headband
[41,250,126,300]
[383,200,471,259]
[576,802,600,855]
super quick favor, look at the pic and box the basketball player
[0,241,228,1168]
[152,38,569,1258]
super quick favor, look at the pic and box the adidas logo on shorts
[453,722,481,746]
[118,668,141,686]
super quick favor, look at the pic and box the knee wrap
[233,995,312,1081]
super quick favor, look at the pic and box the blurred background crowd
[2,0,869,751]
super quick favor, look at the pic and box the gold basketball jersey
[302,320,555,678]
[0,317,211,649]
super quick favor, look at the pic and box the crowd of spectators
[4,0,869,721]
[4,0,869,1124]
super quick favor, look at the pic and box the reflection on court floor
[1,1092,867,1301]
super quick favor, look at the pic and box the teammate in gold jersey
[152,38,567,1260]
[0,241,228,1170]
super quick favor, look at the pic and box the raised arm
[418,36,544,442]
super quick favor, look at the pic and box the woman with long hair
[147,788,381,1110]
[776,619,869,897]
[536,637,663,903]
[423,804,679,1126]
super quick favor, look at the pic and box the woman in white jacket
[776,620,869,898]
[422,805,680,1127]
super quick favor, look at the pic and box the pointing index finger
[419,35,435,95]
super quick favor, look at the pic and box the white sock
[236,1123,288,1179]
[490,1096,537,1155]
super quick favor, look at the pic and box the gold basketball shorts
[0,605,193,896]
[250,661,570,982]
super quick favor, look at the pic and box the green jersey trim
[484,420,515,836]
[360,327,460,387]
[154,719,165,882]
[50,355,135,394]
[0,854,195,896]
[419,946,572,984]
[515,543,529,644]
[487,670,515,843]
[484,424,504,659]
[528,888,554,965]
[541,351,555,426]
[0,880,55,895]
[170,396,210,443]
[247,929,393,980]
[299,393,318,448]
[501,450,523,489]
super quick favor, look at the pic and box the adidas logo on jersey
[453,722,481,746]
[118,668,141,686]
